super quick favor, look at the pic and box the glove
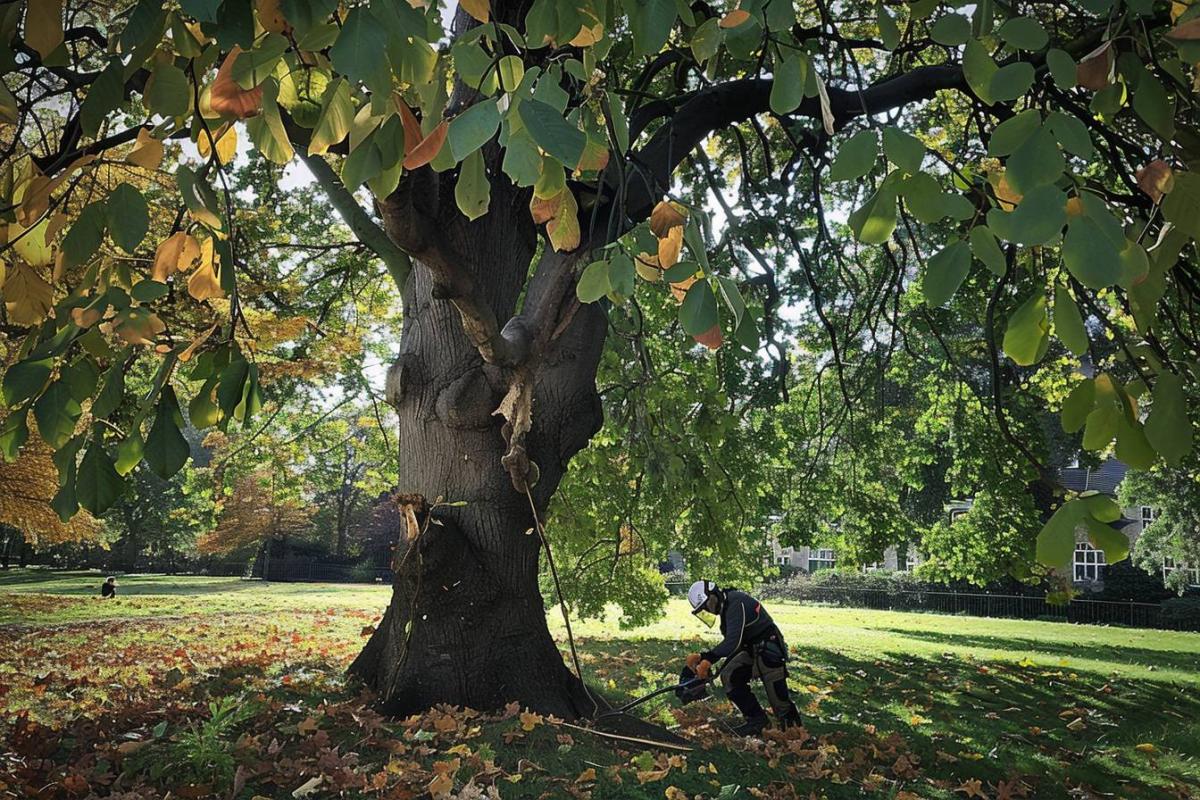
[685,652,702,670]
[695,659,712,680]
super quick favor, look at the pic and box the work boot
[731,713,768,737]
[777,704,802,730]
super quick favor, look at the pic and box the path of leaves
[0,596,1196,799]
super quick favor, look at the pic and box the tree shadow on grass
[574,636,1200,799]
[872,626,1200,675]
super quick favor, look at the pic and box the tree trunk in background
[349,175,607,716]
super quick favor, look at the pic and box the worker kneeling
[686,580,801,736]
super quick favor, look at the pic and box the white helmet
[688,580,719,628]
[688,580,716,612]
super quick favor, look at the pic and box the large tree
[2,0,1198,717]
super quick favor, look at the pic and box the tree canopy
[2,0,1199,600]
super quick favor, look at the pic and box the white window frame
[905,549,921,572]
[1163,557,1200,587]
[1140,506,1158,532]
[1074,543,1106,582]
[809,549,836,572]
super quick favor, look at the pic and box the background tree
[2,0,1198,718]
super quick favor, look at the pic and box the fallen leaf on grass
[1134,743,1156,753]
[292,776,323,798]
[519,711,543,731]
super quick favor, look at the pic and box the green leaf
[1061,379,1095,433]
[1144,372,1192,466]
[145,388,190,479]
[922,240,971,307]
[308,77,354,156]
[576,261,611,303]
[829,130,879,181]
[232,33,289,88]
[1002,292,1049,366]
[882,127,924,173]
[92,363,125,419]
[247,78,295,164]
[115,432,144,475]
[498,55,525,92]
[679,280,718,336]
[1131,73,1175,142]
[715,276,745,327]
[0,408,29,461]
[1045,111,1093,159]
[502,129,543,187]
[901,172,951,223]
[690,17,723,63]
[34,380,82,449]
[1084,517,1129,564]
[988,62,1034,102]
[217,358,250,417]
[189,380,220,428]
[848,183,897,244]
[998,16,1048,50]
[147,61,190,118]
[1081,493,1121,523]
[1053,284,1088,356]
[987,109,1040,157]
[1062,216,1122,290]
[454,149,491,221]
[986,185,1066,245]
[1004,128,1063,194]
[1036,501,1082,568]
[969,226,1006,276]
[176,165,223,231]
[1117,240,1149,289]
[1046,48,1077,89]
[624,0,676,55]
[1115,415,1156,470]
[3,358,52,406]
[62,202,108,269]
[106,183,149,253]
[328,7,388,85]
[608,253,636,298]
[1082,400,1120,451]
[770,54,807,115]
[449,99,501,161]
[1162,172,1200,242]
[930,13,971,45]
[963,39,998,103]
[877,3,901,49]
[281,0,338,37]
[518,99,586,169]
[77,443,125,515]
[80,59,124,138]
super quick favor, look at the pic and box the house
[766,540,923,573]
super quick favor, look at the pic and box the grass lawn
[1,570,1198,799]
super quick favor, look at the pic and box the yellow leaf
[546,189,580,252]
[658,224,683,268]
[127,128,164,170]
[576,768,597,784]
[16,154,96,227]
[570,22,604,47]
[991,171,1023,210]
[256,0,290,33]
[188,238,224,301]
[179,324,218,362]
[1065,197,1084,217]
[153,232,203,282]
[198,123,238,165]
[459,0,489,23]
[665,787,688,800]
[8,218,53,267]
[519,711,543,731]
[670,273,696,304]
[2,261,54,326]
[25,0,64,58]
[1135,742,1157,753]
[719,8,751,28]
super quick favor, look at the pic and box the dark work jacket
[101,583,116,598]
[700,589,782,662]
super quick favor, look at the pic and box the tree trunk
[349,227,607,716]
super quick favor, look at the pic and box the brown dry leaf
[2,261,54,326]
[394,97,424,156]
[575,768,597,784]
[719,9,751,28]
[297,716,319,735]
[636,768,670,784]
[434,714,458,732]
[25,0,64,58]
[256,0,290,34]
[577,139,610,173]
[188,239,224,301]
[198,123,238,165]
[658,224,684,268]
[1076,43,1113,91]
[127,128,164,170]
[529,193,562,226]
[664,787,688,800]
[570,22,604,47]
[109,310,166,346]
[459,0,489,23]
[1065,196,1084,217]
[70,304,103,328]
[650,201,686,237]
[403,120,448,170]
[692,324,722,351]
[955,778,988,799]
[519,711,543,731]
[402,501,420,542]
[428,758,460,799]
[211,47,263,119]
[1135,160,1174,203]
[153,232,203,282]
[670,273,697,304]
[991,171,1022,210]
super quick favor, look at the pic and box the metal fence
[762,585,1189,630]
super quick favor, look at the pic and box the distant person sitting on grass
[100,576,117,598]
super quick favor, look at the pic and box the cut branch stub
[493,373,536,492]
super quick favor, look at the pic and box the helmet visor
[693,609,717,628]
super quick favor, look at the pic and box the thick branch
[302,153,412,293]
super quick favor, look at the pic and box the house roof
[1060,459,1127,496]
